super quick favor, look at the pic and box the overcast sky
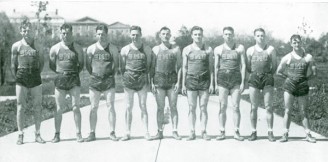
[1,0,328,42]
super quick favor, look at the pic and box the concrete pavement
[0,92,327,162]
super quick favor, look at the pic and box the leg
[217,86,229,140]
[199,90,210,140]
[85,88,101,142]
[153,88,166,140]
[16,84,28,145]
[297,95,316,143]
[230,85,244,141]
[69,86,83,142]
[30,85,45,143]
[52,88,66,143]
[105,88,118,141]
[186,90,197,140]
[121,87,134,141]
[263,86,275,142]
[167,88,181,140]
[137,85,150,140]
[280,91,294,142]
[248,86,260,141]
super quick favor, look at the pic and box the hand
[215,86,220,95]
[182,85,187,96]
[209,85,214,94]
[151,83,157,94]
[239,83,245,94]
[174,83,180,93]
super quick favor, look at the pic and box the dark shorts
[16,68,42,88]
[283,77,309,97]
[123,71,147,91]
[54,73,81,91]
[154,72,177,90]
[89,74,115,92]
[186,71,210,91]
[217,70,241,90]
[248,73,274,90]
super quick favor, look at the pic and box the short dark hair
[159,26,171,33]
[60,23,73,32]
[223,26,234,33]
[20,19,32,30]
[290,34,302,42]
[190,26,203,34]
[254,28,265,35]
[96,24,108,33]
[130,25,142,34]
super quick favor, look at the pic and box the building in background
[108,21,130,35]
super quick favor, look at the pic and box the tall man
[84,24,120,142]
[11,20,46,145]
[49,24,84,143]
[276,34,316,143]
[181,26,214,141]
[151,27,182,140]
[246,28,277,141]
[120,26,152,141]
[214,27,246,141]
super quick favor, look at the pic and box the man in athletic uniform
[49,23,84,143]
[214,26,246,141]
[11,20,46,145]
[84,24,120,142]
[246,28,277,142]
[150,26,182,140]
[276,34,316,143]
[181,26,214,141]
[120,26,152,141]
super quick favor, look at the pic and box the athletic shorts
[248,72,274,90]
[154,72,177,90]
[123,71,147,91]
[54,73,81,91]
[283,77,309,97]
[217,69,241,90]
[89,73,115,92]
[186,71,210,91]
[16,68,42,88]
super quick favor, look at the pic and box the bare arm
[112,45,120,74]
[240,46,246,85]
[11,44,18,78]
[208,47,214,90]
[276,55,288,78]
[49,46,57,72]
[214,46,220,89]
[76,44,84,73]
[85,46,93,74]
[120,47,127,74]
[181,46,188,94]
[246,47,253,73]
[306,55,316,79]
[176,47,182,86]
[150,47,157,86]
[270,47,278,74]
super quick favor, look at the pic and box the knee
[90,105,99,113]
[284,108,291,115]
[219,103,227,113]
[200,107,207,114]
[232,106,240,113]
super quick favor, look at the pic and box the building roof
[68,16,107,25]
[108,21,130,29]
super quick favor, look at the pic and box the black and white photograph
[0,0,327,161]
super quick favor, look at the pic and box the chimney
[55,9,58,15]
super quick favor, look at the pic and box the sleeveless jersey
[250,46,271,73]
[17,41,39,69]
[219,44,240,70]
[286,54,309,80]
[56,43,79,73]
[125,45,147,73]
[155,45,176,73]
[91,44,114,77]
[187,45,209,75]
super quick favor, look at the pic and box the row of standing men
[11,21,317,145]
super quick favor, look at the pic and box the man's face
[60,28,73,44]
[254,31,265,44]
[130,29,142,43]
[291,38,302,51]
[159,29,171,43]
[20,25,34,41]
[96,29,108,43]
[223,29,234,43]
[191,30,203,43]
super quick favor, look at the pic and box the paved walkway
[0,92,327,162]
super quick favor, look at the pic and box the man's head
[254,28,266,44]
[223,26,234,43]
[95,24,108,43]
[20,20,34,42]
[130,25,142,44]
[290,34,302,51]
[60,23,73,45]
[159,26,171,43]
[191,26,203,43]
